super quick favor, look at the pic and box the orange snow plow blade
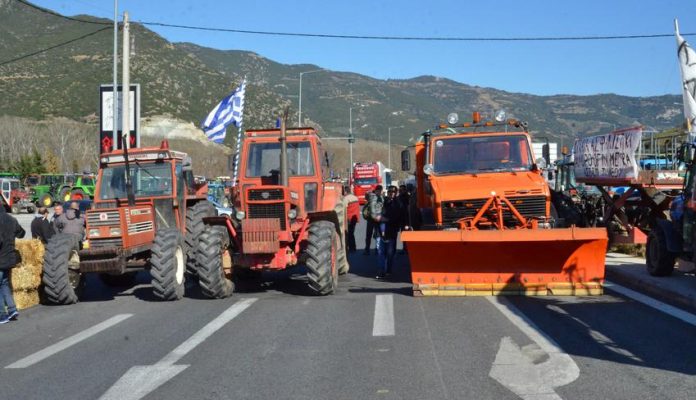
[402,227,608,296]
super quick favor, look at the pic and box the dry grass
[610,244,646,258]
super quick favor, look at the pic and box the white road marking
[5,314,133,369]
[372,294,395,336]
[604,280,696,327]
[99,298,257,400]
[487,296,579,400]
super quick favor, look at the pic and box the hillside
[0,0,686,150]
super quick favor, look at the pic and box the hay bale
[13,290,40,310]
[11,239,45,292]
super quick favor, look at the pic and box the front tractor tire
[185,201,216,276]
[39,193,54,207]
[646,228,675,276]
[42,234,84,305]
[306,220,339,295]
[150,228,186,301]
[197,226,234,299]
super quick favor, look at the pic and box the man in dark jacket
[31,207,54,244]
[0,206,26,324]
[363,185,383,255]
[376,186,404,278]
[54,201,85,238]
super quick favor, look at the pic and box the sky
[25,0,696,97]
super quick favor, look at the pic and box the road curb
[606,265,696,312]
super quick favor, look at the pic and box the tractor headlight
[109,227,122,236]
[235,210,246,220]
[88,228,101,237]
[423,163,434,175]
[288,208,297,219]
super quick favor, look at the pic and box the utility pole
[112,0,118,151]
[122,11,130,148]
[298,69,323,126]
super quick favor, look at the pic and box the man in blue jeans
[0,205,26,324]
[376,186,407,278]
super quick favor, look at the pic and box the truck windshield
[354,177,378,185]
[433,135,533,174]
[245,141,315,177]
[99,162,173,199]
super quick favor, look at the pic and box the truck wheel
[197,226,234,299]
[42,234,84,305]
[99,272,137,287]
[185,201,216,277]
[27,205,36,214]
[646,228,675,276]
[150,228,186,300]
[39,193,54,207]
[306,220,338,295]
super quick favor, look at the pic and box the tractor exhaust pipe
[279,108,289,187]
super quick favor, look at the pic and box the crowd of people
[361,184,418,279]
[1,201,85,325]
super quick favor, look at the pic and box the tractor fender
[308,210,341,238]
[653,219,682,253]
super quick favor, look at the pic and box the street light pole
[298,69,323,127]
[387,126,404,169]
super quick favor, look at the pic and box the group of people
[1,201,85,325]
[30,202,85,244]
[363,184,415,279]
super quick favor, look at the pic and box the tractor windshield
[81,176,94,186]
[25,176,39,186]
[433,134,533,175]
[99,162,173,199]
[245,141,315,177]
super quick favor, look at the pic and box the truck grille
[90,238,123,249]
[87,211,120,227]
[248,203,286,230]
[441,195,546,226]
[248,189,284,201]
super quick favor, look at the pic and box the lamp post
[298,69,323,127]
[388,126,404,169]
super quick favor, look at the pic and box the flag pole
[232,77,247,187]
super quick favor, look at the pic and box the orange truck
[194,121,355,298]
[400,112,608,296]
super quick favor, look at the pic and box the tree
[44,148,60,173]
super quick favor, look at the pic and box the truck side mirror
[401,149,411,171]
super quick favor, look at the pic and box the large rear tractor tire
[42,234,84,305]
[185,201,216,276]
[646,228,675,276]
[59,187,71,203]
[306,220,338,295]
[150,228,186,300]
[197,226,234,299]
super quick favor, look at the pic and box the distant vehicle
[1,177,35,214]
[351,161,392,204]
[27,173,70,206]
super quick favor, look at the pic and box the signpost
[99,84,140,153]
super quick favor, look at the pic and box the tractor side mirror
[401,149,411,171]
[182,156,193,172]
[547,170,554,181]
[542,143,550,165]
[228,154,235,171]
[678,143,693,164]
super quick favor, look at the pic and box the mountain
[0,0,686,149]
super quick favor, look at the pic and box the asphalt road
[1,219,696,400]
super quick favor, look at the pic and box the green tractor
[27,174,70,207]
[60,174,96,203]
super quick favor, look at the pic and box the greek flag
[202,79,246,143]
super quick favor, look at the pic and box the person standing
[31,207,54,244]
[51,204,64,234]
[377,186,404,278]
[0,205,26,324]
[54,201,85,238]
[344,190,359,253]
[363,185,383,255]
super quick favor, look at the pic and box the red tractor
[1,177,35,214]
[42,141,215,304]
[195,123,355,298]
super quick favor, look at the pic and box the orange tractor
[400,112,608,296]
[194,122,354,298]
[42,140,214,304]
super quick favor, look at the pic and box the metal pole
[112,0,118,151]
[349,107,353,185]
[388,127,392,169]
[122,12,130,149]
[298,72,303,127]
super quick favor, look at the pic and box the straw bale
[11,239,45,291]
[13,290,40,310]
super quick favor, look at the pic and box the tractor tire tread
[196,227,233,299]
[150,228,185,300]
[42,234,81,305]
[305,220,337,295]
